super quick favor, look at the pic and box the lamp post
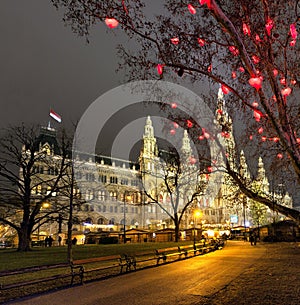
[123,191,132,244]
[240,194,247,241]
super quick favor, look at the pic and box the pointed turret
[139,116,158,173]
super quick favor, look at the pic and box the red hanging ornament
[199,0,212,9]
[280,78,286,85]
[173,122,179,129]
[170,129,176,135]
[273,137,279,142]
[105,18,119,29]
[273,69,278,77]
[188,4,196,14]
[258,127,264,134]
[157,64,164,75]
[197,38,206,46]
[238,67,245,73]
[255,34,262,42]
[290,79,296,85]
[290,24,297,40]
[171,102,177,109]
[252,55,260,64]
[221,84,230,94]
[249,77,262,90]
[265,17,274,36]
[249,135,253,140]
[202,128,210,139]
[187,120,193,128]
[253,109,262,122]
[228,46,239,56]
[281,87,292,97]
[231,71,237,79]
[252,101,259,108]
[290,40,296,47]
[277,153,283,159]
[171,37,180,45]
[261,136,267,142]
[207,64,212,72]
[243,23,251,36]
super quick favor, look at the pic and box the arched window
[85,217,93,224]
[97,217,105,225]
[109,218,115,225]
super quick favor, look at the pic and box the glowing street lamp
[193,209,202,249]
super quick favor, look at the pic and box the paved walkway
[6,241,300,305]
[199,241,300,305]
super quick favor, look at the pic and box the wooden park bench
[118,254,137,273]
[154,246,182,264]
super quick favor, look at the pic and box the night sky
[0,0,125,129]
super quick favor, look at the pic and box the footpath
[199,242,300,305]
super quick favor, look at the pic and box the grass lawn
[0,241,193,271]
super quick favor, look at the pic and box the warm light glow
[42,202,50,208]
[105,18,119,29]
[194,210,202,218]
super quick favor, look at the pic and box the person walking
[249,232,254,246]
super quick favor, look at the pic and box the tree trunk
[17,225,32,251]
[174,213,180,242]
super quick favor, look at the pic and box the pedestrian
[253,232,257,245]
[48,236,53,247]
[45,236,49,247]
[72,237,77,245]
[249,232,254,246]
[58,236,62,246]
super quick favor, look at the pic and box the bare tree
[51,0,300,222]
[141,148,208,241]
[0,124,70,251]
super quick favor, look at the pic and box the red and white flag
[49,109,62,123]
